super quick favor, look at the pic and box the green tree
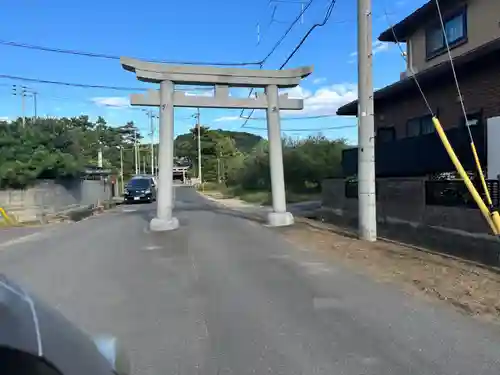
[0,116,145,188]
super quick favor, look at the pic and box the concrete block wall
[320,178,500,267]
[321,178,491,234]
[0,179,112,218]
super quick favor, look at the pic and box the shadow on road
[175,204,267,224]
[121,200,267,225]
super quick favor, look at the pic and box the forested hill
[215,130,263,154]
[175,128,263,154]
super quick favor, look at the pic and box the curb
[43,201,118,223]
[200,193,500,273]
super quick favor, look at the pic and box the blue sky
[0,0,426,144]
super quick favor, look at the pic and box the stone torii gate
[121,57,312,231]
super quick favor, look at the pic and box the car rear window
[128,178,150,188]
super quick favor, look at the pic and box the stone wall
[0,179,112,221]
[320,178,500,267]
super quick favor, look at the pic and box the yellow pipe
[470,141,493,206]
[0,207,13,225]
[432,117,498,235]
[492,211,500,234]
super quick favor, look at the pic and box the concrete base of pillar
[149,216,179,232]
[267,211,294,227]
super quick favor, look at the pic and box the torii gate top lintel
[120,56,313,88]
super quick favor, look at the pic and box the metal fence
[343,178,500,209]
[342,125,486,177]
[425,179,500,209]
[344,180,379,200]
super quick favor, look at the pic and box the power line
[0,39,262,66]
[239,0,316,124]
[244,124,356,131]
[258,0,309,46]
[0,74,147,91]
[261,0,313,61]
[270,0,307,4]
[279,0,335,67]
[241,0,337,128]
[0,1,318,70]
[0,1,315,107]
[0,74,217,93]
[0,1,330,126]
[245,113,340,120]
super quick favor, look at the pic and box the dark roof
[378,0,456,42]
[84,166,112,176]
[336,37,500,116]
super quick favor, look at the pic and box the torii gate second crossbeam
[121,57,313,232]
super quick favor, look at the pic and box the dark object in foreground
[0,275,130,375]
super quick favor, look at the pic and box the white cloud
[213,83,357,121]
[282,83,358,116]
[214,116,242,122]
[91,97,130,108]
[0,116,9,122]
[349,40,391,62]
[312,77,327,85]
[372,40,390,54]
[184,90,213,97]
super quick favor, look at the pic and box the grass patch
[286,192,321,203]
[200,183,319,205]
[238,191,271,205]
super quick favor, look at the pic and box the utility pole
[144,110,158,176]
[151,133,155,176]
[193,108,202,183]
[98,149,103,168]
[119,146,124,194]
[217,155,221,183]
[134,129,139,175]
[21,91,26,128]
[32,91,38,119]
[357,0,377,241]
[12,85,27,128]
[97,141,103,168]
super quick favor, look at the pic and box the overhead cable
[0,39,262,66]
[241,0,337,128]
[243,124,356,131]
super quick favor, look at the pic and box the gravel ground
[280,220,500,324]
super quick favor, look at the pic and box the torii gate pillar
[150,80,178,231]
[265,84,292,226]
[121,57,313,231]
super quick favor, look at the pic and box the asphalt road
[1,186,499,374]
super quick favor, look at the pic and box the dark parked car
[124,176,157,203]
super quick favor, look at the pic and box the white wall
[487,116,500,179]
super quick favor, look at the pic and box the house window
[445,14,466,44]
[406,115,435,137]
[421,116,435,135]
[377,127,396,142]
[427,28,444,55]
[406,118,422,137]
[426,8,467,59]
